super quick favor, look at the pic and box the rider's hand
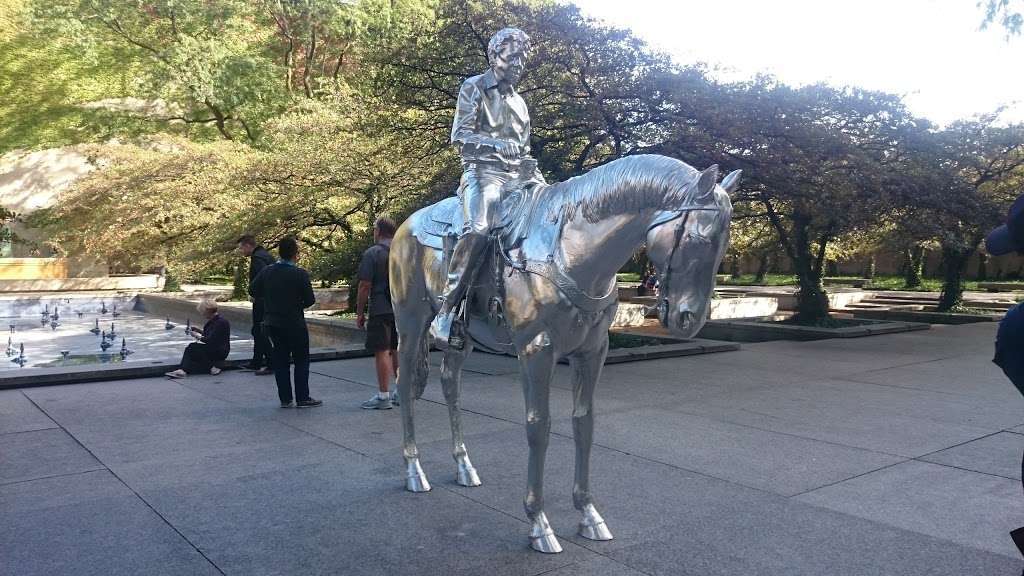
[494,141,521,162]
[357,313,366,329]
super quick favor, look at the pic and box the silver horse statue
[391,154,736,553]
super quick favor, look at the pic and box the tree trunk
[729,254,740,279]
[792,225,829,324]
[754,251,770,284]
[937,244,972,311]
[826,259,839,277]
[976,253,988,281]
[904,246,924,288]
[862,254,876,279]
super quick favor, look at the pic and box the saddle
[414,178,547,354]
[413,178,545,251]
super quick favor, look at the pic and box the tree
[909,117,1024,310]
[660,78,923,323]
[980,0,1024,36]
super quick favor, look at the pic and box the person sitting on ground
[165,299,231,378]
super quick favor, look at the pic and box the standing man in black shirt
[985,193,1024,568]
[238,234,275,375]
[356,216,400,410]
[250,237,321,408]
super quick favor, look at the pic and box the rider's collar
[278,259,297,267]
[483,69,515,95]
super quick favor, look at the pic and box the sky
[567,0,1023,126]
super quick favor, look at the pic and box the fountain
[5,337,14,356]
[61,350,70,360]
[89,319,100,335]
[119,338,133,358]
[112,304,120,318]
[49,319,59,331]
[184,318,191,337]
[107,322,117,339]
[100,301,108,315]
[11,344,26,367]
[164,317,175,330]
[99,332,111,352]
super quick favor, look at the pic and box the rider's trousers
[440,165,516,313]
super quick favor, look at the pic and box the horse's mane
[544,155,700,223]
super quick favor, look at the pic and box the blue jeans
[266,323,311,403]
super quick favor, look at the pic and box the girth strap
[505,253,618,314]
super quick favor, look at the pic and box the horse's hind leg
[519,333,561,553]
[568,336,614,541]
[397,318,432,492]
[441,342,482,487]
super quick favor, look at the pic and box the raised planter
[824,277,869,288]
[135,293,364,348]
[0,274,163,292]
[696,316,929,342]
[850,308,1002,325]
[0,345,370,389]
[978,282,1024,293]
[628,295,779,320]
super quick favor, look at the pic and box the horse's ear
[695,164,718,202]
[721,169,742,194]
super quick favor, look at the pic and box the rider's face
[492,42,527,86]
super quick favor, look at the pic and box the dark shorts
[366,314,397,352]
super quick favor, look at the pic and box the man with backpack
[356,216,400,409]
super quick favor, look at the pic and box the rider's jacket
[451,68,531,170]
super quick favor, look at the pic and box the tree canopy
[6,0,1024,322]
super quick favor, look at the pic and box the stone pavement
[2,323,1023,575]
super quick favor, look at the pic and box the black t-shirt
[357,241,393,317]
[995,301,1024,395]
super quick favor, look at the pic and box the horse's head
[645,165,736,338]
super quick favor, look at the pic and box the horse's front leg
[398,321,431,492]
[519,331,561,553]
[568,334,614,542]
[441,341,482,486]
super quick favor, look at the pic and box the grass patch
[776,316,877,328]
[616,272,641,282]
[720,273,1024,292]
[718,273,797,286]
[607,332,677,349]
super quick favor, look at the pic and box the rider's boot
[431,232,489,348]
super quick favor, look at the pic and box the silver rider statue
[432,27,543,345]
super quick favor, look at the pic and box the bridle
[647,203,721,327]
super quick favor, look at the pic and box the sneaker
[361,395,393,410]
[296,398,323,408]
[280,401,294,408]
[254,367,272,376]
[210,366,221,375]
[389,391,399,406]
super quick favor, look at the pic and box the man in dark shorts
[985,193,1024,567]
[237,234,275,375]
[250,237,321,409]
[356,216,399,410]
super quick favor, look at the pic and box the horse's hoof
[529,530,562,554]
[529,514,562,553]
[578,519,613,541]
[405,460,431,493]
[456,462,481,487]
[578,504,614,541]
